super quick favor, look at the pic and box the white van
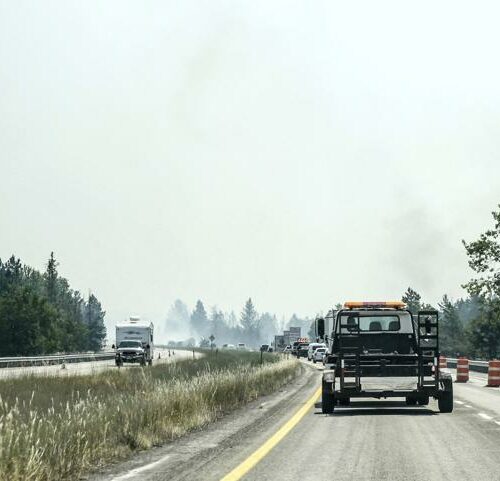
[313,347,327,363]
[307,342,326,361]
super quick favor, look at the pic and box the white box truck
[113,317,154,367]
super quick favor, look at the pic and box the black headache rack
[329,309,440,398]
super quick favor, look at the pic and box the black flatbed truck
[317,301,453,414]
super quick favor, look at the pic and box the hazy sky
[1,1,499,333]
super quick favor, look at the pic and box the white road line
[495,421,500,426]
[455,400,464,405]
[465,405,473,408]
[478,413,493,420]
[109,455,171,481]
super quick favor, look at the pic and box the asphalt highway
[96,361,500,481]
[0,348,194,379]
[239,366,500,481]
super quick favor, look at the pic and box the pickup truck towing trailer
[317,301,453,414]
[114,317,154,367]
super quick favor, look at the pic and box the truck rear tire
[438,379,453,413]
[148,359,153,366]
[417,395,429,406]
[322,383,335,414]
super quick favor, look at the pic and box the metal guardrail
[0,352,115,369]
[446,358,489,374]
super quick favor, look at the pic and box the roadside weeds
[0,351,300,481]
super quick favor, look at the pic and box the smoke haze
[0,1,499,337]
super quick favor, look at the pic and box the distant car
[237,343,246,350]
[313,347,327,363]
[297,343,310,358]
[114,340,147,366]
[282,345,291,353]
[291,341,301,356]
[307,342,326,361]
[222,344,235,349]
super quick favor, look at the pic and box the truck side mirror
[112,344,115,349]
[316,318,325,339]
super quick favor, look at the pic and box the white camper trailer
[113,317,154,366]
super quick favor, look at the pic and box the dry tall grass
[0,351,299,481]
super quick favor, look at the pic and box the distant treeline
[165,288,498,358]
[163,297,313,349]
[1,206,498,358]
[401,205,500,358]
[0,253,106,356]
[401,287,497,358]
[164,206,500,357]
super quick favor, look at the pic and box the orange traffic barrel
[439,356,447,369]
[487,360,500,387]
[456,357,469,382]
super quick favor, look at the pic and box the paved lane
[0,349,194,379]
[241,365,500,481]
[243,398,500,481]
[95,362,500,481]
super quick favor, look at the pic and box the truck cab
[114,317,154,367]
[317,301,453,414]
[115,340,147,365]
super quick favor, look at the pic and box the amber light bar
[344,301,407,309]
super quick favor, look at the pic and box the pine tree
[83,293,107,351]
[461,206,500,357]
[466,299,500,359]
[462,204,500,298]
[438,295,465,356]
[190,300,208,337]
[402,287,422,314]
[0,256,23,294]
[165,299,191,339]
[45,252,58,303]
[259,312,278,345]
[240,298,258,345]
[210,308,225,344]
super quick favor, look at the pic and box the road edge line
[220,385,321,481]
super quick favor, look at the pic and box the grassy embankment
[0,350,300,481]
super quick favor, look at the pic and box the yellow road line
[220,386,322,481]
